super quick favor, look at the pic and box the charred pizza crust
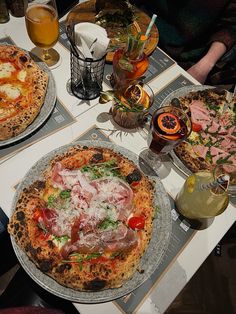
[0,45,48,140]
[175,142,211,173]
[8,146,155,291]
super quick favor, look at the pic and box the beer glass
[25,0,60,67]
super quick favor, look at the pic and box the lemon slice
[186,176,196,193]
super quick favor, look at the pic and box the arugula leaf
[37,222,48,234]
[85,253,102,260]
[69,253,84,262]
[198,133,204,144]
[99,219,118,230]
[111,252,122,259]
[52,235,69,246]
[81,160,121,179]
[47,195,57,208]
[216,156,232,165]
[60,190,71,199]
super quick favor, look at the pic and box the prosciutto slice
[48,163,137,259]
[91,177,134,220]
[60,223,138,258]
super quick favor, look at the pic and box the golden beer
[25,4,59,49]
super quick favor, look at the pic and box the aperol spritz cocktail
[112,34,149,91]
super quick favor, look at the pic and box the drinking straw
[199,174,230,191]
[145,14,157,37]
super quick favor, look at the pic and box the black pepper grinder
[0,0,10,23]
[7,0,28,17]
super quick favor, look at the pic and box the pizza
[8,145,156,291]
[173,88,236,174]
[0,45,48,141]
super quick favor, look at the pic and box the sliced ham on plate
[210,146,230,164]
[193,145,209,159]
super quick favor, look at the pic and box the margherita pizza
[8,145,156,291]
[0,45,48,140]
[173,88,236,174]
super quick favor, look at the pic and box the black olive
[126,169,142,183]
[19,55,28,63]
[171,97,181,108]
[90,153,103,163]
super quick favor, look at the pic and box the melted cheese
[17,70,27,82]
[188,131,199,142]
[0,62,15,79]
[0,84,21,99]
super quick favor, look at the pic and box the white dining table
[0,7,235,314]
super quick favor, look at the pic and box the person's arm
[187,0,236,83]
[187,41,227,83]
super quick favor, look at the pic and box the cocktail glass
[175,164,234,219]
[111,82,154,128]
[111,33,149,91]
[143,106,192,169]
[25,0,60,67]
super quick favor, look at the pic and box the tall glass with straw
[112,14,157,92]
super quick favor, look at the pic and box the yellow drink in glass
[25,4,59,49]
[175,171,229,219]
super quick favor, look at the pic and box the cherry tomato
[128,216,145,230]
[33,208,43,222]
[39,232,50,240]
[130,181,140,188]
[192,122,202,132]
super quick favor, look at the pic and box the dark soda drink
[148,106,191,155]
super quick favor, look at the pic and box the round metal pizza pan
[0,47,56,147]
[10,140,172,303]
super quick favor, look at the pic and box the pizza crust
[0,45,48,140]
[174,142,211,173]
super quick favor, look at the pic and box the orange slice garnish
[157,113,181,134]
[124,84,150,108]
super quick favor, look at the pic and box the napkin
[74,22,110,60]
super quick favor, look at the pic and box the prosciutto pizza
[8,145,156,291]
[0,45,48,140]
[173,87,236,173]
